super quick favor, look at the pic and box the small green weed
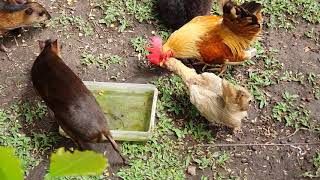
[201,176,209,180]
[305,28,320,42]
[216,151,230,167]
[0,104,59,172]
[19,101,47,124]
[307,72,320,100]
[302,152,320,178]
[81,52,123,70]
[154,24,172,41]
[130,36,149,56]
[257,0,320,29]
[49,15,94,37]
[272,91,312,129]
[98,0,154,32]
[117,113,187,179]
[193,150,215,170]
[155,75,195,116]
[211,0,221,15]
[98,0,128,32]
[245,42,283,108]
[125,0,154,22]
[279,71,305,84]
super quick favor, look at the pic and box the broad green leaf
[0,146,24,180]
[49,148,107,177]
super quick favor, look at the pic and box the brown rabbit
[31,39,127,164]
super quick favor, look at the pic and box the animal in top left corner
[158,0,213,29]
[0,0,51,35]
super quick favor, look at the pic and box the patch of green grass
[117,113,187,179]
[81,52,123,70]
[19,101,47,124]
[98,0,128,32]
[307,72,320,100]
[98,0,154,32]
[49,15,94,37]
[279,70,305,84]
[154,24,172,41]
[130,36,150,56]
[244,42,283,108]
[256,0,320,29]
[193,150,230,170]
[211,0,221,15]
[117,75,235,178]
[305,28,320,42]
[201,176,209,180]
[154,75,197,117]
[302,152,320,178]
[272,91,312,129]
[216,151,230,167]
[125,0,154,22]
[0,103,60,172]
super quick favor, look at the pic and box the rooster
[148,0,262,74]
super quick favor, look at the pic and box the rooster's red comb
[146,36,163,65]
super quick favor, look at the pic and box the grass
[49,15,94,37]
[0,102,60,172]
[20,101,47,125]
[305,28,320,42]
[81,52,124,70]
[303,152,320,178]
[280,71,305,84]
[130,36,150,56]
[254,0,320,29]
[272,91,313,129]
[97,0,154,32]
[307,72,320,100]
[116,75,236,179]
[240,42,283,108]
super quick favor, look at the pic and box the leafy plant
[272,91,312,129]
[307,73,320,100]
[49,15,94,37]
[256,0,320,29]
[81,52,123,70]
[125,0,155,22]
[216,151,230,167]
[19,101,47,124]
[280,71,305,84]
[305,28,320,42]
[303,152,320,178]
[98,0,128,32]
[98,0,154,32]
[130,36,149,56]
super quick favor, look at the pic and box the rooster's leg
[201,63,219,72]
[0,44,8,52]
[206,64,228,76]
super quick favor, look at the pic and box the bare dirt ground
[0,0,319,180]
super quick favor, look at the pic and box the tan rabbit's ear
[50,39,61,56]
[38,40,46,51]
